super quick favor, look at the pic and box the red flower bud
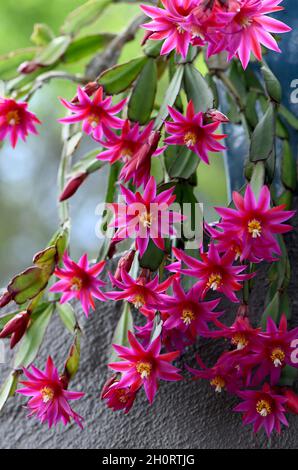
[0,311,30,349]
[114,250,136,281]
[236,303,249,318]
[101,374,119,399]
[59,172,88,202]
[18,61,41,74]
[141,31,154,46]
[71,82,100,104]
[0,290,13,308]
[205,109,229,123]
[282,388,298,414]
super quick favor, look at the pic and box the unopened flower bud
[205,109,229,123]
[0,290,13,308]
[101,374,119,399]
[18,61,41,74]
[59,172,88,202]
[114,250,136,281]
[0,311,30,348]
[236,303,249,318]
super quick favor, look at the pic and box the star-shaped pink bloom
[215,185,295,262]
[59,86,126,140]
[159,279,223,340]
[167,245,252,303]
[17,356,84,428]
[141,0,201,59]
[110,176,184,257]
[165,101,226,164]
[234,383,288,436]
[109,331,182,404]
[50,252,107,317]
[0,97,41,148]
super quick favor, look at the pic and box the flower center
[239,16,253,28]
[71,276,83,291]
[233,245,242,260]
[181,309,195,325]
[210,376,225,393]
[248,219,262,238]
[231,333,249,350]
[207,273,222,291]
[40,386,55,403]
[176,25,185,34]
[88,114,100,128]
[6,110,20,126]
[132,294,145,309]
[184,131,197,147]
[191,25,203,39]
[136,361,152,379]
[121,148,133,162]
[270,347,285,368]
[117,389,129,404]
[256,399,272,417]
[139,211,152,228]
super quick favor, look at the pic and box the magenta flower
[187,354,242,394]
[109,331,182,404]
[159,279,222,340]
[167,245,252,303]
[108,268,177,313]
[17,356,84,428]
[0,97,41,148]
[165,101,226,164]
[59,86,126,140]
[101,375,138,414]
[234,383,288,436]
[110,176,184,256]
[209,315,261,351]
[97,119,154,164]
[215,0,291,69]
[215,185,295,262]
[141,0,200,59]
[50,252,107,317]
[249,315,298,386]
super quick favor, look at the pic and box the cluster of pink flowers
[141,0,291,68]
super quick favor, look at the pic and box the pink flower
[159,279,222,340]
[0,311,30,349]
[17,356,84,428]
[59,86,126,140]
[109,331,182,404]
[215,185,295,262]
[108,268,177,313]
[248,314,298,386]
[187,354,242,394]
[50,252,107,317]
[141,0,201,59]
[209,315,261,351]
[215,0,292,69]
[165,101,226,164]
[0,97,41,148]
[110,176,184,256]
[101,375,138,414]
[97,120,154,164]
[234,383,288,436]
[167,245,252,302]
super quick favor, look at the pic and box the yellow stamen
[121,148,133,162]
[117,389,128,403]
[6,110,20,126]
[136,362,152,379]
[184,131,197,148]
[132,294,145,309]
[191,25,203,39]
[231,333,248,350]
[207,273,222,291]
[248,219,262,238]
[88,114,100,128]
[177,25,185,34]
[239,17,253,28]
[270,348,285,368]
[210,376,225,393]
[181,309,195,325]
[40,386,54,403]
[256,399,272,417]
[71,276,83,291]
[139,211,152,228]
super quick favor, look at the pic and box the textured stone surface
[0,211,297,449]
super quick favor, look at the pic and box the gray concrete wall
[0,210,297,449]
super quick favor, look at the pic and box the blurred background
[0,0,297,285]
